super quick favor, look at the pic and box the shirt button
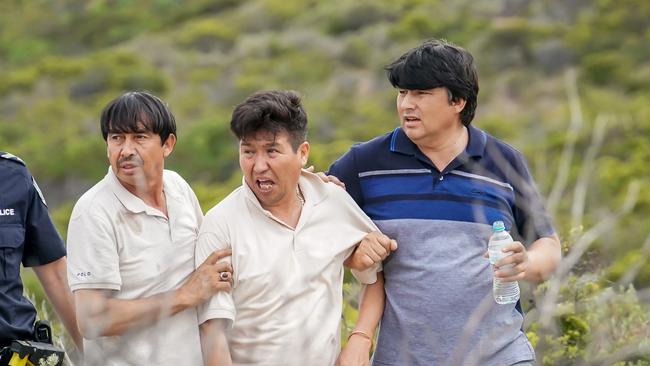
[439,176,444,181]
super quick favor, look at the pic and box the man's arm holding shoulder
[33,257,83,349]
[74,249,232,339]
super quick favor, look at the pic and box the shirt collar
[106,167,169,217]
[241,169,328,214]
[389,125,486,159]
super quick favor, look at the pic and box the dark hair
[385,39,479,126]
[100,91,177,144]
[230,90,307,151]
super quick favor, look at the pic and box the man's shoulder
[0,152,29,179]
[480,128,525,161]
[318,176,352,203]
[163,169,187,183]
[71,176,114,218]
[204,186,245,222]
[329,130,395,176]
[473,127,534,184]
[303,172,372,221]
[349,130,395,155]
[0,151,25,166]
[163,169,193,192]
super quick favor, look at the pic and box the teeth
[259,181,273,190]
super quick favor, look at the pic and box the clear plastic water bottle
[488,221,520,304]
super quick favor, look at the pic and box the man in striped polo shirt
[328,39,561,365]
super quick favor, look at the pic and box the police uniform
[0,152,65,346]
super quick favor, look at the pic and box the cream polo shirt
[67,168,204,366]
[196,170,380,366]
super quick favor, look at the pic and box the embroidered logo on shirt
[0,208,15,216]
[75,272,92,278]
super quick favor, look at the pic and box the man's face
[396,87,465,143]
[239,130,309,211]
[106,124,175,192]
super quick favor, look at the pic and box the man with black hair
[66,91,233,365]
[197,90,390,366]
[328,39,561,365]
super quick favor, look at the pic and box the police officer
[0,152,81,351]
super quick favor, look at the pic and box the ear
[299,141,310,167]
[451,97,467,114]
[162,134,177,158]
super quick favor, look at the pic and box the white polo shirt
[196,170,380,366]
[67,168,204,366]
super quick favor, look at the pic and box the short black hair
[385,39,479,126]
[230,90,307,151]
[100,91,177,144]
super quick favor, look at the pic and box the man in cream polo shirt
[66,91,233,365]
[198,90,394,366]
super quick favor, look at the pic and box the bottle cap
[492,221,505,232]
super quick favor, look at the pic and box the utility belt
[0,321,65,366]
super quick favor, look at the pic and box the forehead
[108,120,153,133]
[399,86,444,92]
[240,130,291,146]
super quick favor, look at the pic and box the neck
[262,186,304,229]
[417,124,468,172]
[123,178,167,216]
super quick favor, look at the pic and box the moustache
[118,156,144,166]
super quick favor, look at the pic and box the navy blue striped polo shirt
[329,126,555,365]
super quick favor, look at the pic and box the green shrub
[37,56,88,79]
[0,67,39,95]
[258,0,318,26]
[175,18,238,53]
[532,276,650,365]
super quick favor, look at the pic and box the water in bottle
[488,221,520,304]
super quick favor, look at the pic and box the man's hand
[336,334,372,366]
[345,231,397,271]
[484,234,561,284]
[489,234,561,283]
[178,248,233,307]
[306,166,345,188]
[492,241,528,282]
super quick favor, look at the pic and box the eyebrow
[107,123,150,134]
[240,140,279,147]
[108,129,150,135]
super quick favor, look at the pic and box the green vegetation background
[2,0,649,364]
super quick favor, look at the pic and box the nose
[398,92,415,111]
[120,137,137,158]
[252,153,269,173]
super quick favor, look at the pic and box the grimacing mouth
[255,178,275,191]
